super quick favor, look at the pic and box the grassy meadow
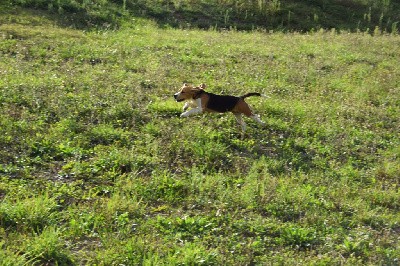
[1,3,400,265]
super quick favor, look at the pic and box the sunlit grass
[0,6,399,265]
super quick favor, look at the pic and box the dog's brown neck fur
[192,89,205,100]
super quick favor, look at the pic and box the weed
[0,241,27,265]
[279,224,319,249]
[23,226,74,265]
[67,208,106,238]
[0,194,59,233]
[167,242,218,265]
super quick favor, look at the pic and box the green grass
[0,6,400,265]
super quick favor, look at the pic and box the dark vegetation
[4,0,400,32]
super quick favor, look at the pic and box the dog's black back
[206,93,239,113]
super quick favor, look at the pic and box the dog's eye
[181,92,185,94]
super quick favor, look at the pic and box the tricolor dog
[174,83,264,131]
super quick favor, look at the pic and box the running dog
[174,83,264,131]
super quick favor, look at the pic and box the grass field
[1,4,400,265]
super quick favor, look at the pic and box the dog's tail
[240,92,261,99]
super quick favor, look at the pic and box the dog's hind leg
[234,113,247,132]
[250,114,265,126]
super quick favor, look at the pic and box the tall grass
[4,0,400,32]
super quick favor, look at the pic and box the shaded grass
[0,7,399,265]
[4,0,400,32]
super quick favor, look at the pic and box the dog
[174,83,264,131]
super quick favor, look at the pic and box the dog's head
[174,83,206,102]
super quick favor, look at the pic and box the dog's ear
[191,86,202,92]
[191,86,204,99]
[199,83,206,90]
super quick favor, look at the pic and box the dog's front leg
[183,102,190,111]
[180,98,203,118]
[183,100,197,111]
[180,107,203,117]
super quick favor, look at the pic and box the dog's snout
[174,92,185,102]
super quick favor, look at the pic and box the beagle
[174,83,264,131]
